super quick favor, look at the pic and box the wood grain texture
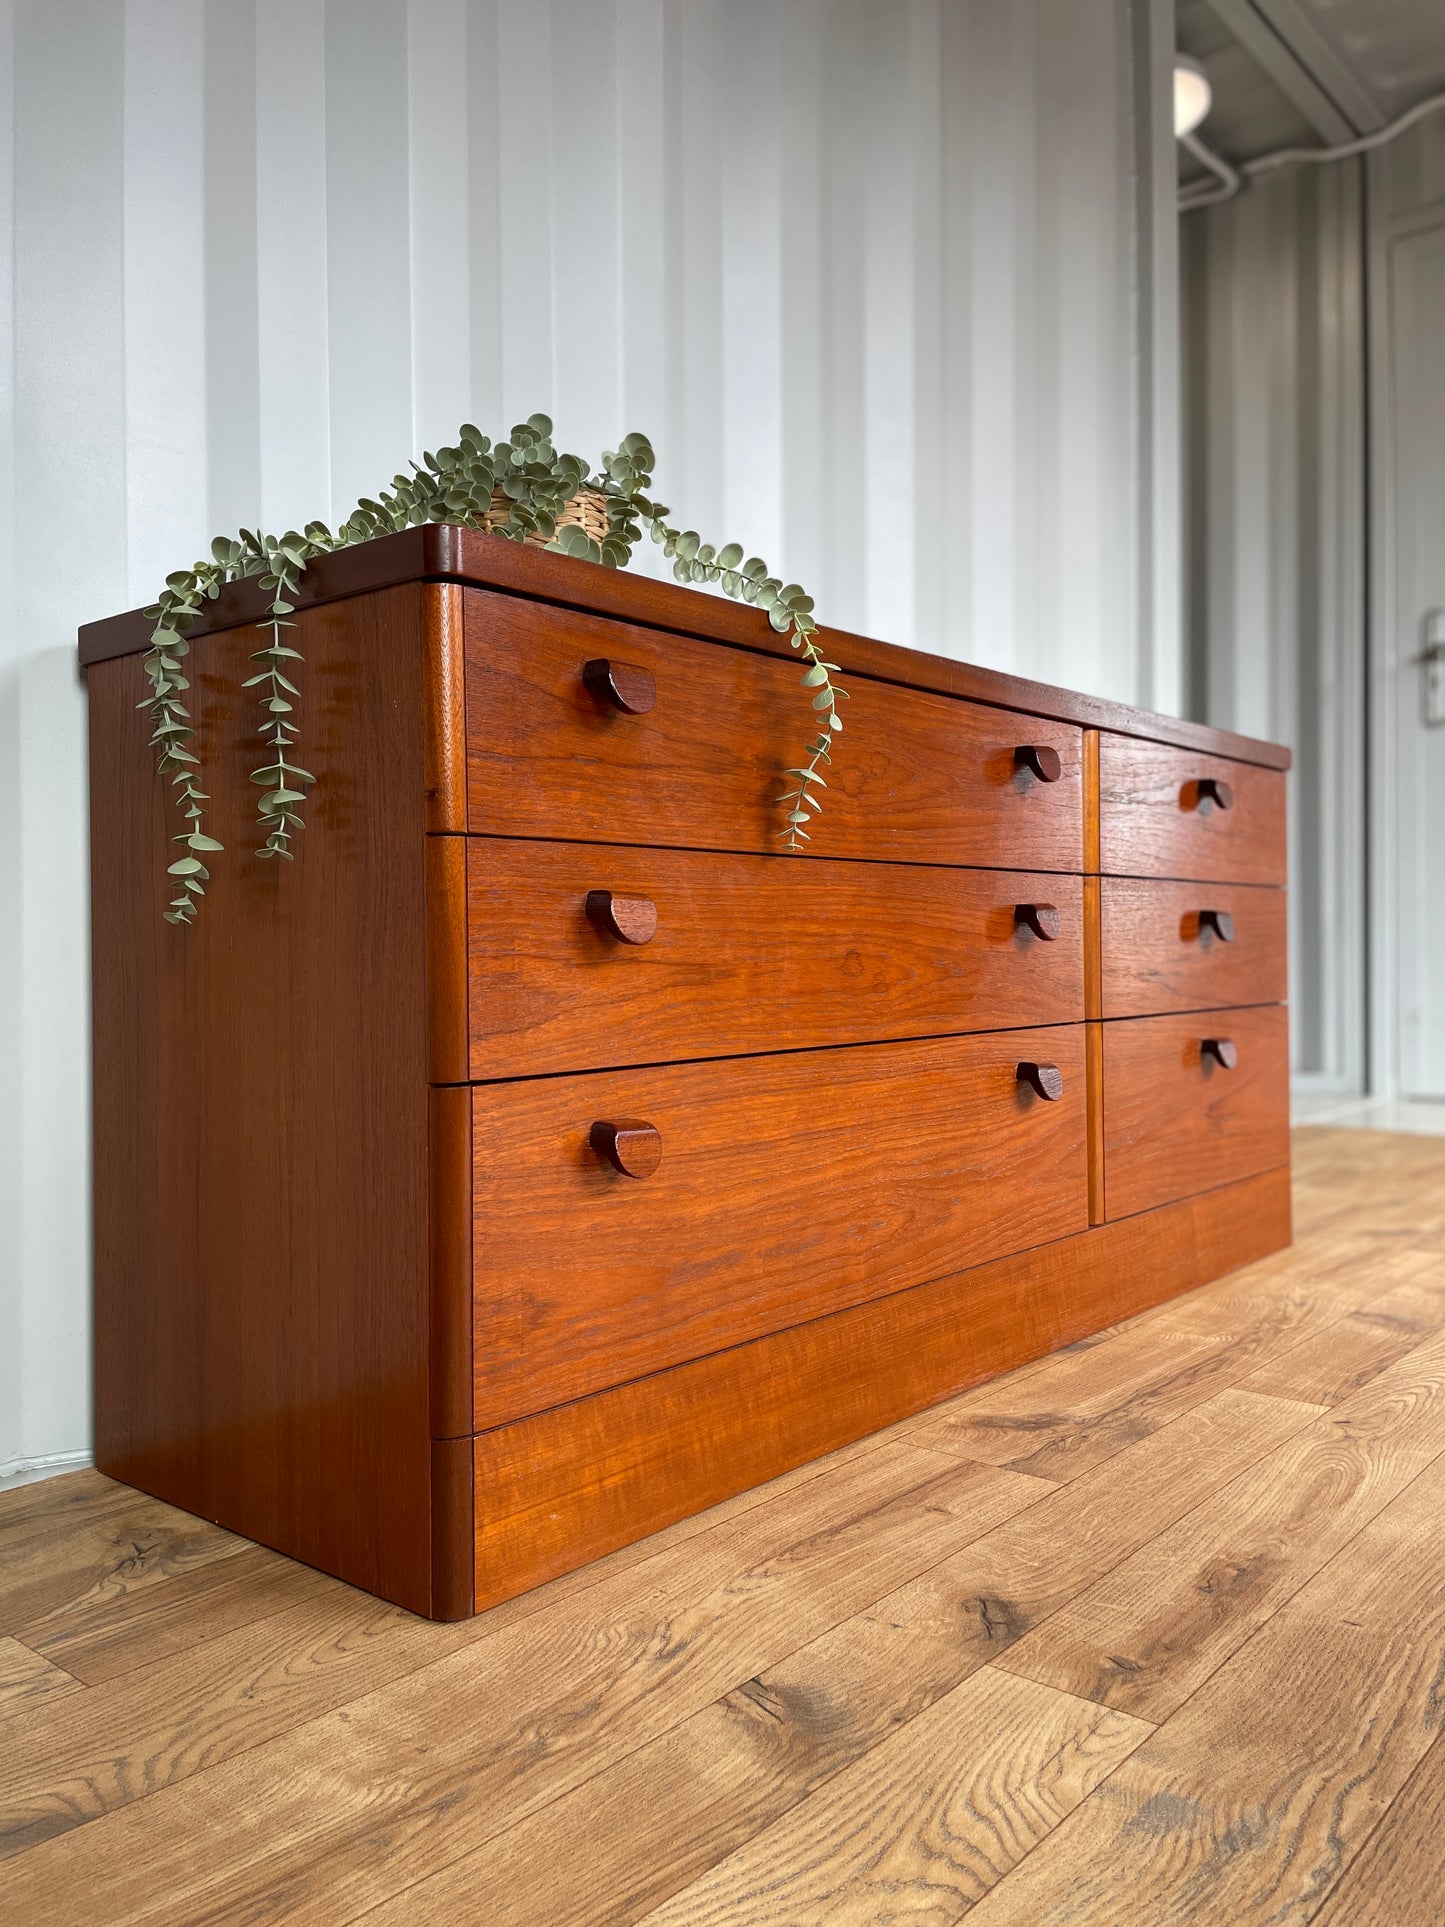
[0,1481,245,1638]
[10,1139,1440,1925]
[1103,1005,1291,1220]
[463,590,1086,869]
[366,1387,1314,1927]
[1099,733,1289,884]
[0,1446,1044,1925]
[424,834,469,1084]
[1082,728,1101,872]
[1082,876,1102,1022]
[427,1082,473,1446]
[421,581,466,832]
[470,1169,1291,1612]
[1086,1021,1105,1226]
[634,1667,1151,1926]
[0,1639,80,1714]
[994,1329,1445,1724]
[1311,1729,1445,1924]
[87,587,435,1616]
[464,838,1086,1078]
[1100,877,1289,1018]
[1236,1265,1445,1407]
[916,1234,1439,1485]
[964,1448,1445,1926]
[429,1437,475,1623]
[19,1546,331,1689]
[78,523,1291,772]
[0,1569,478,1863]
[470,1027,1091,1428]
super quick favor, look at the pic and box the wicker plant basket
[483,484,611,549]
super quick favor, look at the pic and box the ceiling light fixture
[1174,54,1212,138]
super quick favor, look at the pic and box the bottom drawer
[472,1026,1089,1427]
[1103,1005,1289,1220]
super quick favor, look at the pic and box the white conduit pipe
[1179,87,1445,213]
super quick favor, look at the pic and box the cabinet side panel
[88,586,433,1614]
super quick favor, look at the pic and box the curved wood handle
[1014,902,1061,942]
[1198,908,1235,943]
[590,1119,663,1178]
[585,891,658,945]
[1014,744,1063,783]
[1201,1037,1238,1069]
[583,658,657,715]
[1017,1061,1064,1101]
[1195,776,1235,811]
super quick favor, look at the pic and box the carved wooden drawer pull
[1014,744,1062,783]
[1201,1037,1238,1069]
[1014,902,1061,942]
[1193,775,1234,811]
[1017,1061,1064,1101]
[583,658,656,715]
[1198,908,1235,943]
[590,1119,664,1177]
[585,891,658,945]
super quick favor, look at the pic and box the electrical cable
[1179,87,1445,213]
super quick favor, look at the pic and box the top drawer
[1099,735,1286,886]
[464,591,1084,871]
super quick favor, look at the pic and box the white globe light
[1174,55,1212,138]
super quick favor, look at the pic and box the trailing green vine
[140,417,844,922]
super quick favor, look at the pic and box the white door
[1382,219,1445,1099]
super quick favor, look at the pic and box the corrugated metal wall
[1181,163,1366,1090]
[0,0,1179,1476]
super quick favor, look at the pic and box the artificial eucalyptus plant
[141,417,845,924]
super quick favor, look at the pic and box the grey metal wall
[1181,162,1367,1091]
[0,0,1180,1478]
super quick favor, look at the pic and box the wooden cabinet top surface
[78,524,1291,772]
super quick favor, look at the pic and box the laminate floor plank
[0,1593,473,1861]
[344,1389,1320,1927]
[0,1468,130,1539]
[1309,1728,1445,1924]
[0,1479,245,1636]
[17,1543,337,1687]
[3,1444,1046,1925]
[1237,1266,1445,1408]
[6,1134,1444,1927]
[909,1236,1426,1483]
[962,1449,1445,1926]
[631,1669,1152,1927]
[0,1429,965,1867]
[993,1327,1445,1724]
[0,1639,81,1715]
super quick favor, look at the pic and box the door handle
[1421,610,1445,728]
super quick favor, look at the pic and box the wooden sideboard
[80,528,1291,1620]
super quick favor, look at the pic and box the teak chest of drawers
[80,528,1292,1619]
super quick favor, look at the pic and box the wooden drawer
[1099,735,1287,885]
[1100,878,1288,1019]
[464,590,1084,869]
[470,1026,1089,1427]
[1103,1005,1289,1220]
[452,838,1085,1078]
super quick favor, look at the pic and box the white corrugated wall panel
[0,0,1179,1477]
[1181,162,1366,1091]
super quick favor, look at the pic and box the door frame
[1367,183,1445,1099]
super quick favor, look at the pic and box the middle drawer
[458,838,1084,1078]
[471,1025,1089,1427]
[1101,877,1288,1019]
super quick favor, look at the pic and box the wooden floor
[4,1129,1445,1925]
